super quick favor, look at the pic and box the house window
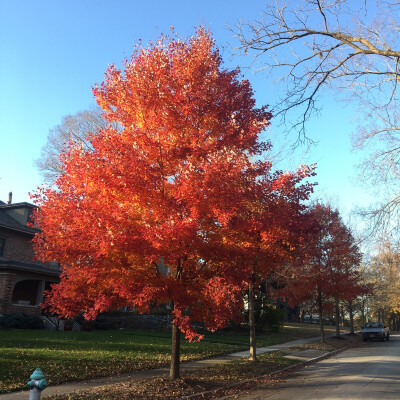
[12,280,40,306]
[0,238,5,257]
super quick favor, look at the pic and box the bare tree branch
[233,0,400,234]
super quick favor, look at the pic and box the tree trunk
[349,300,354,334]
[361,297,365,327]
[317,290,325,343]
[170,322,181,379]
[340,306,345,328]
[248,280,257,361]
[283,299,289,322]
[335,298,340,338]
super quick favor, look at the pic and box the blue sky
[0,0,375,220]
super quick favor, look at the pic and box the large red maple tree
[32,29,273,378]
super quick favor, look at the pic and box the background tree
[35,106,104,182]
[36,106,123,183]
[351,261,374,327]
[366,239,400,327]
[326,217,363,337]
[221,164,314,360]
[299,299,317,324]
[32,29,272,379]
[234,0,400,232]
[281,204,363,342]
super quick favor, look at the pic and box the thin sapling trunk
[318,290,325,343]
[170,322,181,379]
[248,280,257,361]
[335,298,340,338]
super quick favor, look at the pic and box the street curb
[177,346,350,400]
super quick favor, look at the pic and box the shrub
[243,294,284,333]
[257,305,284,332]
[0,312,44,329]
[94,316,112,330]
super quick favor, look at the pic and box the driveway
[220,333,400,400]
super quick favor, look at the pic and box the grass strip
[44,351,298,400]
[0,322,338,393]
[0,330,243,393]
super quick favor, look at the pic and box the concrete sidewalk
[0,335,333,400]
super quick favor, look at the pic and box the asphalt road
[221,333,400,400]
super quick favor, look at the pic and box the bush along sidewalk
[43,335,362,400]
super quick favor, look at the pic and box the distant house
[0,196,60,316]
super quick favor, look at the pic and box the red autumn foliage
[280,204,364,323]
[214,163,315,358]
[31,29,275,342]
[228,166,315,280]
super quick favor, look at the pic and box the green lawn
[0,322,336,393]
[45,351,299,400]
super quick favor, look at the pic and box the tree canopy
[32,28,288,378]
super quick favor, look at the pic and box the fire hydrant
[27,368,47,400]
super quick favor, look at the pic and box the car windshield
[364,322,383,328]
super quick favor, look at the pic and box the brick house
[0,197,59,316]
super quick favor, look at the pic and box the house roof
[0,202,37,210]
[0,259,60,278]
[0,201,38,235]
